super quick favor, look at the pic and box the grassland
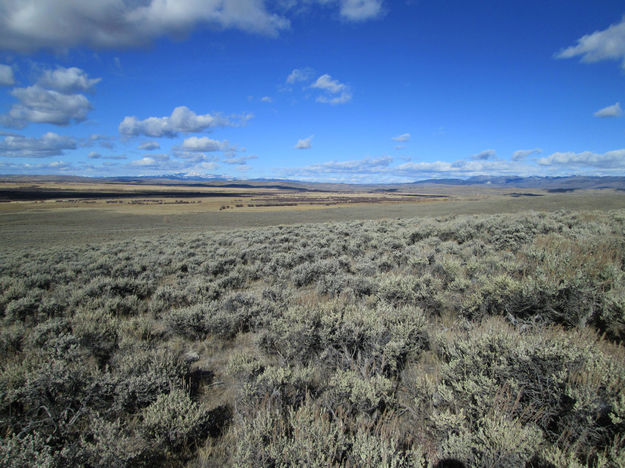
[2,179,625,248]
[1,181,625,467]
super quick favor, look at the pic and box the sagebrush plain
[1,182,625,467]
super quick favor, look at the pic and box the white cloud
[311,74,345,93]
[0,64,14,86]
[286,67,315,84]
[339,0,383,21]
[512,148,543,161]
[88,151,101,159]
[295,135,313,149]
[139,141,161,150]
[556,16,625,69]
[594,102,622,118]
[178,136,234,152]
[261,96,273,103]
[538,149,625,169]
[0,132,76,157]
[37,67,100,93]
[1,66,98,128]
[392,133,410,142]
[129,156,169,167]
[119,106,249,138]
[311,74,352,104]
[472,149,496,160]
[0,0,291,52]
[5,86,91,127]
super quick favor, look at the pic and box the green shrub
[0,432,54,468]
[141,388,211,453]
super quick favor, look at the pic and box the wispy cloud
[261,96,273,103]
[295,135,313,149]
[392,133,410,142]
[0,160,73,173]
[87,134,115,149]
[472,149,496,160]
[594,102,622,118]
[556,16,625,70]
[286,68,315,85]
[284,155,393,178]
[223,154,258,165]
[512,148,543,161]
[138,141,160,150]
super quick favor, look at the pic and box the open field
[1,179,625,248]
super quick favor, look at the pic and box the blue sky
[1,0,625,183]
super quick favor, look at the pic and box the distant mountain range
[410,176,625,190]
[1,174,625,191]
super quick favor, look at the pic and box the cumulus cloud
[0,132,76,157]
[261,96,273,103]
[5,86,91,127]
[0,0,291,52]
[594,102,622,118]
[339,0,384,21]
[177,136,235,152]
[311,74,352,104]
[295,135,313,149]
[392,133,410,142]
[538,149,625,169]
[1,66,98,128]
[119,106,250,138]
[286,67,314,84]
[0,64,14,86]
[37,67,100,93]
[139,141,161,150]
[556,16,625,69]
[472,149,496,160]
[512,148,543,161]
